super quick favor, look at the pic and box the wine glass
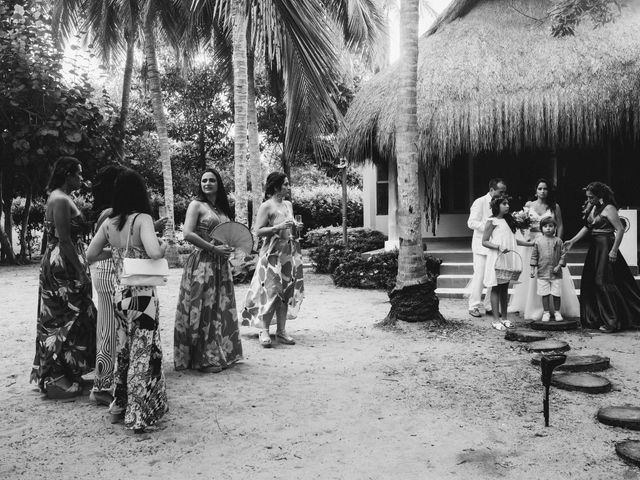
[294,215,303,239]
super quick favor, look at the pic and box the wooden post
[387,156,398,249]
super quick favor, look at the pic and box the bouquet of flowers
[512,207,533,230]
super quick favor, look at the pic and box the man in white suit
[467,178,507,317]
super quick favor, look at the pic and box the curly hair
[490,194,516,232]
[264,172,288,200]
[583,181,618,223]
[196,168,234,220]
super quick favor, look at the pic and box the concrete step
[431,249,589,264]
[439,262,588,276]
[437,274,640,290]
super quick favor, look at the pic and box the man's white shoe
[541,312,551,322]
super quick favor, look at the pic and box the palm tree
[53,0,184,263]
[387,0,441,322]
[189,0,384,224]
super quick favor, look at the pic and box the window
[376,162,389,215]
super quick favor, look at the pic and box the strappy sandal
[276,332,296,345]
[45,376,82,400]
[259,330,272,348]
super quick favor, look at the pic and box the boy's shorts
[537,278,562,297]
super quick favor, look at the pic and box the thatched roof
[340,0,640,167]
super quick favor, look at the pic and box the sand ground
[2,263,640,480]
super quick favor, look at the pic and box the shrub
[305,226,386,250]
[291,185,362,230]
[332,250,442,291]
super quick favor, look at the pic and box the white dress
[484,218,518,287]
[508,209,580,320]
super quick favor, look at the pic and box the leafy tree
[0,0,117,263]
[549,0,621,37]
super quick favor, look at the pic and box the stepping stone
[616,440,640,467]
[526,339,570,353]
[551,372,611,394]
[530,318,579,331]
[505,329,549,342]
[531,354,610,372]
[598,406,640,430]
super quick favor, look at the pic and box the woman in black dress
[564,182,640,332]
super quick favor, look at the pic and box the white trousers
[469,252,492,310]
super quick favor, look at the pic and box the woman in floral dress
[87,168,167,432]
[242,172,304,347]
[32,157,96,399]
[174,168,242,372]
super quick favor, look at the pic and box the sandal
[259,330,272,348]
[90,390,114,406]
[598,326,615,333]
[199,365,223,373]
[45,376,82,400]
[276,332,296,345]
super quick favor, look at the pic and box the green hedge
[291,185,362,231]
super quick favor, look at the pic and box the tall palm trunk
[232,0,249,225]
[143,13,178,265]
[115,32,136,161]
[246,48,262,227]
[387,0,440,322]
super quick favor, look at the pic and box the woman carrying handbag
[87,168,168,433]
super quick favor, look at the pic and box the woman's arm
[51,196,88,279]
[254,202,294,238]
[86,223,111,264]
[138,214,166,259]
[555,204,564,239]
[182,201,232,257]
[516,238,534,247]
[603,205,624,262]
[564,226,589,250]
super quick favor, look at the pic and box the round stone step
[551,372,612,394]
[598,406,640,430]
[530,318,579,331]
[505,329,549,342]
[616,440,640,467]
[531,354,610,372]
[526,339,570,353]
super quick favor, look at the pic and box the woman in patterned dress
[87,168,167,432]
[174,168,242,372]
[32,157,97,399]
[242,172,304,348]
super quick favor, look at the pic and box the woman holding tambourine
[173,168,243,373]
[242,172,305,348]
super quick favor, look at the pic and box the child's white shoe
[554,312,564,322]
[541,312,551,322]
[492,321,506,331]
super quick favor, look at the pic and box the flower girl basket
[120,214,169,287]
[495,250,523,283]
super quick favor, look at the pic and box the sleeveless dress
[580,209,640,331]
[242,203,304,328]
[31,216,96,392]
[483,218,517,287]
[509,208,580,320]
[174,206,243,370]
[109,217,168,430]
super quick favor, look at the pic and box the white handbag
[120,214,169,287]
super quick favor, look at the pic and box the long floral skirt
[242,235,304,328]
[31,241,96,391]
[112,286,167,430]
[580,233,640,331]
[174,249,243,370]
[92,261,118,393]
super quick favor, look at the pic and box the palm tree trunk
[247,47,262,228]
[387,0,440,323]
[115,33,136,161]
[143,13,178,265]
[232,0,249,225]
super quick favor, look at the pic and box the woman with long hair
[32,156,97,399]
[509,178,579,320]
[174,168,243,372]
[242,172,304,347]
[564,182,640,332]
[87,168,168,432]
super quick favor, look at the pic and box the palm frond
[51,0,84,48]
